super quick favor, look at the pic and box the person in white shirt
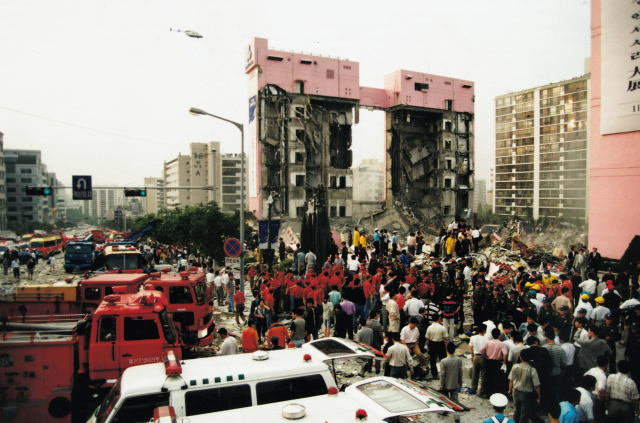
[559,333,576,391]
[574,295,594,320]
[404,294,424,318]
[347,258,360,273]
[483,319,497,340]
[463,264,472,284]
[469,323,489,394]
[621,294,640,310]
[590,298,610,327]
[579,274,597,297]
[205,268,215,287]
[213,271,225,306]
[583,356,608,402]
[213,328,238,356]
[576,376,596,423]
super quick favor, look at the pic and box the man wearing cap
[483,394,515,423]
[538,297,554,323]
[600,313,620,373]
[574,294,593,320]
[591,297,610,327]
[542,269,557,289]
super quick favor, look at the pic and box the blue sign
[114,211,123,221]
[258,220,280,250]
[72,175,92,200]
[248,95,256,123]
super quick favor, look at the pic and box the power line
[0,106,185,149]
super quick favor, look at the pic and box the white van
[88,338,380,423]
[153,376,469,423]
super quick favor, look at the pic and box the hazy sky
[0,0,591,193]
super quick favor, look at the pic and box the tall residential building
[220,153,248,213]
[5,149,52,223]
[493,73,589,221]
[353,159,384,202]
[159,143,246,213]
[0,133,6,230]
[473,178,487,212]
[81,189,123,218]
[143,177,165,214]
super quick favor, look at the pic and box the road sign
[225,257,241,279]
[114,211,123,221]
[106,211,114,219]
[224,238,242,257]
[72,175,92,200]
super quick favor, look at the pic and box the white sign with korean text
[225,257,241,280]
[601,1,640,134]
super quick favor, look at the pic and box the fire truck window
[123,317,160,341]
[99,317,117,342]
[105,286,114,296]
[85,288,101,301]
[111,392,169,423]
[169,286,193,304]
[256,375,327,405]
[185,384,251,416]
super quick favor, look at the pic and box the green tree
[129,202,255,264]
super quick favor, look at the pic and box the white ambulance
[88,338,383,423]
[152,376,469,423]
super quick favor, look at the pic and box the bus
[21,233,35,243]
[29,236,64,258]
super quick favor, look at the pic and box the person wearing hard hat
[591,297,610,328]
[574,294,593,320]
[483,393,515,423]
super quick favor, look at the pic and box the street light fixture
[189,107,246,289]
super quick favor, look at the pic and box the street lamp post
[189,108,245,290]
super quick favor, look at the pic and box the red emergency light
[160,268,170,273]
[355,409,368,420]
[179,271,190,280]
[64,277,73,283]
[104,295,121,304]
[111,246,119,251]
[150,272,161,279]
[153,405,177,423]
[163,351,182,376]
[303,354,312,362]
[328,386,339,396]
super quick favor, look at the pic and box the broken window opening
[444,178,452,188]
[295,129,305,142]
[446,159,454,170]
[443,205,451,215]
[295,175,305,187]
[295,81,305,94]
[329,124,352,169]
[445,121,452,132]
[330,206,337,217]
[339,176,346,189]
[295,107,305,119]
[444,140,451,150]
[445,100,453,111]
[295,152,304,165]
[414,82,429,92]
[339,206,346,217]
[296,207,305,218]
[330,176,337,188]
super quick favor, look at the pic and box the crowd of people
[205,221,640,423]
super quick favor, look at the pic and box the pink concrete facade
[245,37,475,221]
[589,0,640,259]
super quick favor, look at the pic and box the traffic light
[124,189,147,197]
[26,186,52,196]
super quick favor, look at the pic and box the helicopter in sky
[170,28,203,38]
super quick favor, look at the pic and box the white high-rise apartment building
[473,179,487,212]
[493,73,589,221]
[352,159,384,202]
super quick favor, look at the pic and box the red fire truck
[0,285,182,423]
[1,272,215,349]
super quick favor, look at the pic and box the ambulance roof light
[355,409,368,420]
[303,354,312,362]
[164,350,182,376]
[328,386,339,396]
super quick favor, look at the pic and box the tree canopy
[128,202,255,264]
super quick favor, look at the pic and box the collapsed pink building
[245,37,475,231]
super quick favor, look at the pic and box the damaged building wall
[257,84,356,228]
[385,106,474,226]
